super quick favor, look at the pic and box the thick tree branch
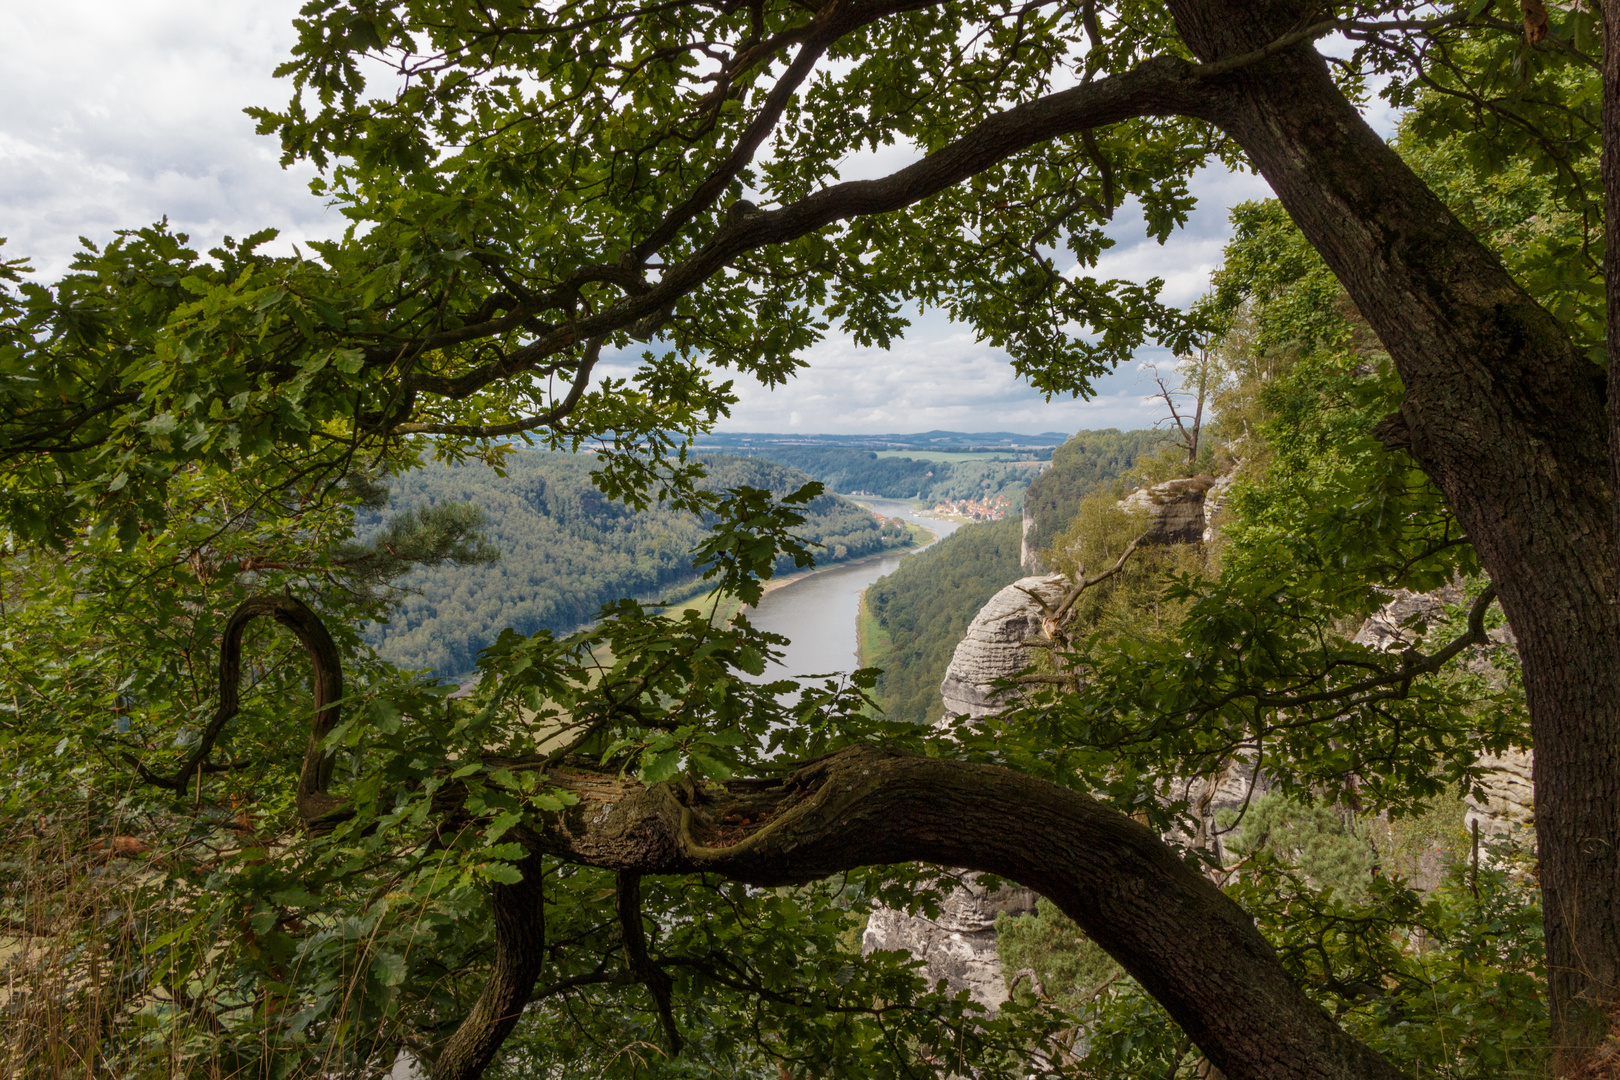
[497,746,1407,1080]
[431,853,548,1080]
[388,337,604,437]
[616,871,683,1055]
[385,55,1210,404]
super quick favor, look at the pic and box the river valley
[741,497,963,685]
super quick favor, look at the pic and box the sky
[0,1,1288,435]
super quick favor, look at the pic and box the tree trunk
[1170,1,1620,1063]
[430,854,547,1080]
[460,746,1409,1080]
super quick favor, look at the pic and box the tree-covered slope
[1021,429,1166,557]
[364,452,909,677]
[861,519,1025,725]
[750,446,1043,506]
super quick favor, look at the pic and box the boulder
[1119,475,1215,546]
[938,574,1069,721]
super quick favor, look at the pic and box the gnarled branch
[126,593,344,825]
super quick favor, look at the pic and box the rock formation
[1118,474,1215,546]
[877,480,1234,1011]
[939,573,1069,721]
[1201,474,1235,546]
[1020,504,1044,573]
[860,877,1039,1009]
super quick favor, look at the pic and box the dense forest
[860,519,1025,724]
[748,446,1044,505]
[363,452,910,677]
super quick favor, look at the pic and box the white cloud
[704,161,1276,434]
[0,0,337,279]
[3,6,1300,437]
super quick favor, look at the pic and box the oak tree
[2,1,1615,1077]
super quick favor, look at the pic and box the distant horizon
[696,426,1155,441]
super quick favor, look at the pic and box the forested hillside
[1020,428,1166,556]
[861,519,1025,724]
[752,446,1043,505]
[363,452,909,677]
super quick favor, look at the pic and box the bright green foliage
[996,901,1121,1014]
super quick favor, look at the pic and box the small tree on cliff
[2,2,1618,1077]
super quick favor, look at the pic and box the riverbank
[654,517,936,625]
[751,518,935,603]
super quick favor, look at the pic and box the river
[740,498,963,684]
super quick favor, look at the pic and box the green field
[872,449,1046,463]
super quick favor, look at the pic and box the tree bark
[455,746,1408,1080]
[430,853,548,1080]
[1169,1,1620,1062]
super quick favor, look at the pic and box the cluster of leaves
[0,453,974,1075]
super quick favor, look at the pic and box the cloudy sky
[1,2,1289,435]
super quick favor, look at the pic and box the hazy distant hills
[693,430,1071,451]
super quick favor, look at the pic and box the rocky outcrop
[1020,505,1044,573]
[859,575,1064,1013]
[1351,584,1465,652]
[861,877,1038,1009]
[1119,475,1216,545]
[938,574,1068,721]
[1172,756,1271,863]
[1352,586,1535,850]
[1201,474,1235,545]
[1464,749,1533,845]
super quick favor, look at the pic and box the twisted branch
[126,593,344,826]
[616,871,684,1055]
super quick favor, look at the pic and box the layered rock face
[864,575,1063,1006]
[1119,475,1215,545]
[939,574,1069,721]
[860,877,1039,1009]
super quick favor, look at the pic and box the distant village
[932,494,1011,521]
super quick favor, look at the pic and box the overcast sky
[1,1,1285,436]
